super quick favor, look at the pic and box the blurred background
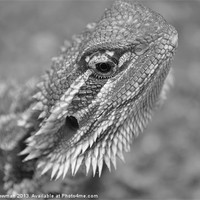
[0,0,200,199]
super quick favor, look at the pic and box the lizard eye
[86,52,117,79]
[92,61,116,79]
[95,62,114,74]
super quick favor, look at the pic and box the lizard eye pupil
[96,62,113,73]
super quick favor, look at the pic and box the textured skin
[0,0,178,197]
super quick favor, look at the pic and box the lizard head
[22,0,178,179]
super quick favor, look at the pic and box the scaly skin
[0,0,178,196]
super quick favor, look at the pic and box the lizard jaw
[21,62,164,180]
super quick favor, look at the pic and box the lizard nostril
[65,116,79,130]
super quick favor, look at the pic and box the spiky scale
[55,164,65,180]
[41,162,53,175]
[19,147,32,156]
[63,161,70,179]
[32,92,42,100]
[111,143,117,157]
[71,145,82,160]
[111,155,117,170]
[94,147,99,159]
[25,136,35,143]
[85,154,91,175]
[74,156,84,175]
[37,161,46,169]
[107,145,111,158]
[51,163,60,179]
[71,158,77,176]
[104,155,111,172]
[38,111,46,119]
[81,141,89,153]
[34,129,43,136]
[89,137,94,148]
[92,156,98,177]
[23,152,39,161]
[32,102,44,111]
[97,158,103,177]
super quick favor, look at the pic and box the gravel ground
[0,0,200,199]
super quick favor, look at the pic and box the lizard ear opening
[65,116,79,130]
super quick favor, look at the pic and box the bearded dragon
[0,0,178,196]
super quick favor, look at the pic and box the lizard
[0,0,178,197]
